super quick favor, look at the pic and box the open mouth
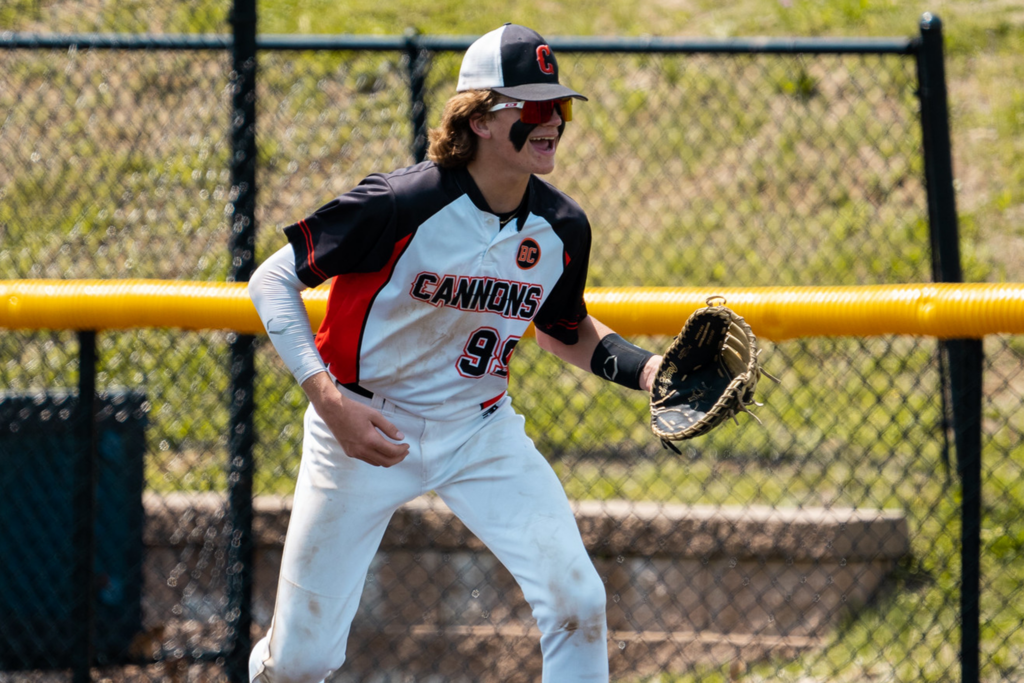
[529,136,557,153]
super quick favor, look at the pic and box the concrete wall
[142,493,909,681]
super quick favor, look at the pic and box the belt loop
[371,394,386,412]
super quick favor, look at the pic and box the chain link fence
[1,5,1022,683]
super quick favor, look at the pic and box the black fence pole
[404,29,429,163]
[951,338,983,682]
[72,331,98,683]
[225,0,258,681]
[916,13,984,683]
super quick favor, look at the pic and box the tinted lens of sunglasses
[520,98,573,124]
[558,98,573,122]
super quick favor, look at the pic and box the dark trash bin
[0,389,147,670]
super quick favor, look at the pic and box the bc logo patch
[516,238,541,269]
[535,45,555,75]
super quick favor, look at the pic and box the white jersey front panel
[358,194,565,418]
[283,161,593,421]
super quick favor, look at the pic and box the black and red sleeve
[533,216,592,345]
[283,174,397,288]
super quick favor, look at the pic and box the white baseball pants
[249,386,609,682]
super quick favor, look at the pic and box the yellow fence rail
[2,279,1024,341]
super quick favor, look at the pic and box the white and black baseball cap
[457,24,587,102]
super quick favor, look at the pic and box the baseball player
[247,24,662,683]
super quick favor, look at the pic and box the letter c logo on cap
[536,45,555,75]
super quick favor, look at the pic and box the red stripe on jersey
[480,392,505,411]
[315,233,413,384]
[299,219,329,282]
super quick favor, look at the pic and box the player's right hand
[301,372,410,467]
[325,398,410,467]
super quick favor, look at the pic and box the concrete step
[141,493,909,679]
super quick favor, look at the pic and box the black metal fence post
[226,0,258,680]
[404,29,429,163]
[916,13,984,683]
[72,331,98,683]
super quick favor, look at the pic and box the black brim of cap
[492,83,588,101]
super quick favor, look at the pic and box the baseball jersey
[284,161,591,420]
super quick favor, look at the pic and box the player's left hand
[639,355,662,393]
[649,297,776,446]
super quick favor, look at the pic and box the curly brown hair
[427,90,502,168]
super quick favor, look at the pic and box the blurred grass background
[2,1,1021,280]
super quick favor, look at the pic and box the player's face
[486,101,565,176]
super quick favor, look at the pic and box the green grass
[3,1,1024,681]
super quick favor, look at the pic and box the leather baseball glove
[650,297,775,447]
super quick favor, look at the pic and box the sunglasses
[488,98,574,124]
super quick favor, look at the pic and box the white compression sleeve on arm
[248,245,327,385]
